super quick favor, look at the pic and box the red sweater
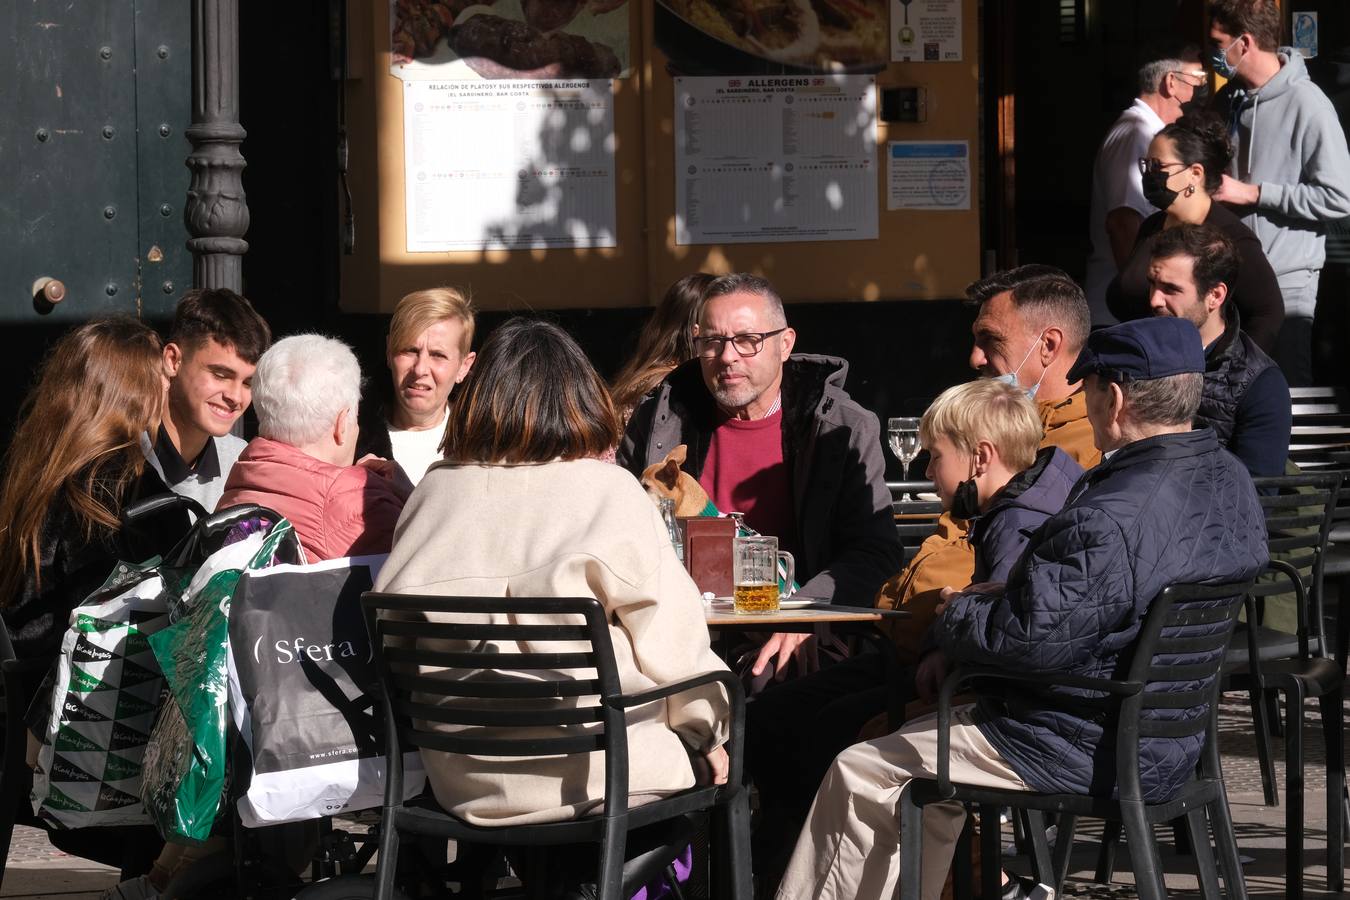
[696,410,799,556]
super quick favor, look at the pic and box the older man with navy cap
[775,317,1268,900]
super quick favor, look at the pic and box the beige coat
[373,458,730,826]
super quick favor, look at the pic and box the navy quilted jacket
[969,447,1084,584]
[937,428,1268,801]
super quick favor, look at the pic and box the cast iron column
[185,0,248,291]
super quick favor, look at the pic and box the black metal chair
[1286,387,1350,673]
[897,580,1255,900]
[0,623,48,893]
[1220,472,1345,900]
[887,480,944,566]
[360,592,751,900]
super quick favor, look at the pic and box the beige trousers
[775,704,1029,900]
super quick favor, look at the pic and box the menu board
[402,79,617,252]
[674,75,878,245]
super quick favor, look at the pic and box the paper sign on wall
[674,75,878,246]
[891,0,963,62]
[402,79,617,252]
[1293,11,1318,59]
[887,141,970,210]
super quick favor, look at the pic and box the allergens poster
[674,75,878,246]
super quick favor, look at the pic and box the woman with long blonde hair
[0,317,177,668]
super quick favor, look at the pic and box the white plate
[708,598,812,609]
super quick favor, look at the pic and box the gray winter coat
[617,355,902,607]
[1219,49,1350,317]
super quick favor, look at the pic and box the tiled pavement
[3,694,1346,898]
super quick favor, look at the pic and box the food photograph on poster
[391,0,630,80]
[655,0,889,75]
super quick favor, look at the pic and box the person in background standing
[1085,40,1205,328]
[1106,111,1284,351]
[1208,0,1350,385]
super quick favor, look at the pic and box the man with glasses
[1086,40,1205,327]
[618,271,901,635]
[1208,0,1350,385]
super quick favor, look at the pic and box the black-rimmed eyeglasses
[694,328,788,359]
[1138,157,1188,177]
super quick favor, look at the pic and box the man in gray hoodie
[1209,0,1350,385]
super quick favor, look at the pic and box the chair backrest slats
[363,593,627,764]
[392,696,603,728]
[405,726,605,757]
[1112,580,1253,801]
[383,646,596,671]
[1141,660,1220,683]
[889,480,943,564]
[1142,689,1214,710]
[397,672,603,700]
[1138,716,1211,739]
[378,619,592,642]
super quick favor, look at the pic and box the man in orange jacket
[878,265,1102,642]
[748,267,1102,893]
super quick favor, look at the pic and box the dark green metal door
[0,0,191,324]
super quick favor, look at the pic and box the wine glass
[887,417,922,501]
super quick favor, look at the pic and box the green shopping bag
[140,520,298,844]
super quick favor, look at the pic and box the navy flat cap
[1067,318,1206,384]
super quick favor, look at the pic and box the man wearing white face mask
[870,266,1103,723]
[967,266,1102,469]
[1207,0,1350,385]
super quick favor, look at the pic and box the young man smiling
[140,288,272,515]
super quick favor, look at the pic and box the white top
[387,408,448,485]
[1085,98,1166,327]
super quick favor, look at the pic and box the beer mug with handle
[733,535,795,614]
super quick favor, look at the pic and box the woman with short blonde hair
[356,286,478,483]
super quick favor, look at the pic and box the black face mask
[951,478,981,521]
[1141,170,1179,211]
[1180,83,1210,117]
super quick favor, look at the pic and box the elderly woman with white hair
[216,334,412,561]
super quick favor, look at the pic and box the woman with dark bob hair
[374,318,730,829]
[1106,110,1284,351]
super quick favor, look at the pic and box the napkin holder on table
[680,516,735,598]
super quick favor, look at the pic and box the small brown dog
[640,444,712,517]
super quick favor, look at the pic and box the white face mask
[989,330,1048,398]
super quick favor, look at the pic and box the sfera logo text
[274,638,360,664]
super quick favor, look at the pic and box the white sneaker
[99,875,160,900]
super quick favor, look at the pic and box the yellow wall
[342,0,983,313]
